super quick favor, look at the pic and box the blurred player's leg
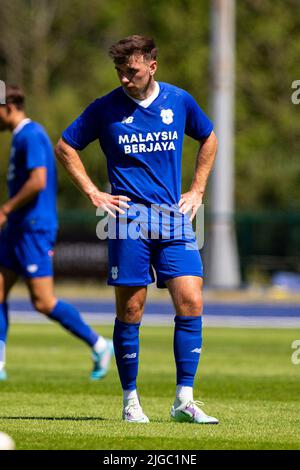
[26,276,113,379]
[0,266,18,381]
[167,276,218,424]
[114,286,149,423]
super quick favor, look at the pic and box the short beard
[129,74,154,100]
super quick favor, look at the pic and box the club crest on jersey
[111,266,118,280]
[160,109,174,125]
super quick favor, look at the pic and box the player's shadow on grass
[0,416,104,421]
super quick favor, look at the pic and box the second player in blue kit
[56,35,219,424]
[0,86,114,382]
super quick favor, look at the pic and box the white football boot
[171,399,219,424]
[123,398,150,423]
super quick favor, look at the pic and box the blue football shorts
[0,226,57,278]
[107,213,203,288]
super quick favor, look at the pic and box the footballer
[0,86,114,381]
[55,35,218,424]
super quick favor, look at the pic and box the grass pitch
[0,323,299,450]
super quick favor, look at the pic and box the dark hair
[109,35,157,64]
[5,85,25,110]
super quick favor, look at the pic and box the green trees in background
[235,0,300,211]
[0,0,299,212]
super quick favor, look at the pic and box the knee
[177,294,203,316]
[0,279,9,303]
[0,287,6,304]
[32,297,55,316]
[118,300,144,323]
[0,280,4,303]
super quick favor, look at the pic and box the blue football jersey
[7,120,57,230]
[62,82,213,206]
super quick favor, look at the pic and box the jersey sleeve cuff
[61,132,85,151]
[200,124,214,140]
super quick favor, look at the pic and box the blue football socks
[174,315,202,387]
[0,303,8,369]
[113,318,140,391]
[50,300,99,347]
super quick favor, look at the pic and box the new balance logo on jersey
[122,353,137,359]
[7,147,16,182]
[122,116,134,124]
[191,348,202,354]
[7,162,15,182]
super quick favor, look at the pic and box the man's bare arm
[0,167,46,227]
[190,130,218,195]
[54,138,130,217]
[179,131,218,221]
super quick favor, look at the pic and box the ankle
[123,389,139,406]
[176,385,193,404]
[93,336,107,354]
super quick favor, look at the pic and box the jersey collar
[12,118,31,136]
[123,82,160,108]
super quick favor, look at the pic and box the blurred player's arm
[55,138,130,217]
[0,167,46,227]
[179,130,218,221]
